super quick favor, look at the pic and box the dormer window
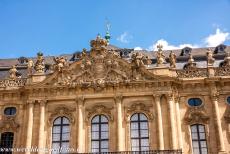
[214,44,226,54]
[180,47,192,56]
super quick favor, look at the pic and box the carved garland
[48,106,75,125]
[125,103,154,122]
[86,105,113,123]
[184,105,209,125]
[0,116,19,132]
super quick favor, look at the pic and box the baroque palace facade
[0,35,230,154]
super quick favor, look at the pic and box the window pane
[101,124,108,131]
[52,133,60,141]
[53,126,61,133]
[192,141,199,148]
[62,133,70,141]
[91,141,99,149]
[131,122,138,130]
[101,148,109,152]
[131,139,139,147]
[132,147,139,151]
[140,122,148,129]
[92,124,99,132]
[0,132,14,149]
[91,131,99,140]
[54,118,61,125]
[101,141,109,149]
[191,125,197,133]
[101,131,108,139]
[62,117,69,124]
[199,132,206,140]
[131,130,139,138]
[92,116,99,123]
[140,129,148,137]
[101,115,108,122]
[141,146,149,151]
[62,126,70,133]
[52,143,60,149]
[92,148,99,153]
[140,114,147,121]
[201,148,208,154]
[200,141,207,148]
[141,139,149,146]
[193,148,200,154]
[191,132,198,140]
[131,114,138,121]
[198,125,205,132]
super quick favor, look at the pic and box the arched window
[0,132,14,154]
[91,115,109,153]
[191,124,208,154]
[130,113,149,151]
[52,117,70,152]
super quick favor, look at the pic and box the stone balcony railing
[75,150,183,154]
[0,78,27,88]
[176,68,207,78]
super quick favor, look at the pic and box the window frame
[226,96,230,105]
[188,98,203,107]
[130,113,150,151]
[52,116,70,150]
[0,132,14,154]
[191,124,208,154]
[3,107,17,116]
[91,114,109,153]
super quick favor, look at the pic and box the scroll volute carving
[86,105,113,123]
[125,103,154,122]
[184,105,209,125]
[48,106,75,125]
[0,116,19,132]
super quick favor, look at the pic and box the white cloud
[134,47,142,50]
[204,28,229,47]
[148,39,198,51]
[117,32,132,43]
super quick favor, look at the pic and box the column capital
[210,92,219,102]
[75,96,85,105]
[37,99,47,106]
[114,94,123,103]
[153,94,161,100]
[27,100,35,105]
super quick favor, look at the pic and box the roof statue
[206,48,215,66]
[27,59,34,75]
[169,51,176,68]
[53,56,68,72]
[9,65,18,80]
[34,52,45,73]
[156,44,166,67]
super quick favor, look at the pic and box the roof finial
[104,18,111,44]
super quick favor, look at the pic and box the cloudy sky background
[0,0,230,58]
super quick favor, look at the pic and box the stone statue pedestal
[27,73,46,84]
[152,66,170,76]
[207,66,215,77]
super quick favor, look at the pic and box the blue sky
[0,0,230,58]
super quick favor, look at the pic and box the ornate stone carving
[9,65,18,80]
[27,59,34,75]
[0,78,26,87]
[34,52,45,73]
[184,105,209,125]
[156,44,166,66]
[215,51,230,76]
[176,54,207,78]
[0,116,19,132]
[207,48,215,66]
[169,51,176,68]
[40,36,157,90]
[125,103,154,122]
[53,56,68,72]
[48,106,75,125]
[86,105,113,122]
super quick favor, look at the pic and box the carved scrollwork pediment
[38,37,160,90]
[0,116,19,132]
[125,103,154,122]
[184,106,209,125]
[48,106,75,125]
[86,105,113,123]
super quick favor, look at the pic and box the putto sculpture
[169,51,176,68]
[156,44,166,66]
[53,56,68,72]
[9,65,18,80]
[27,59,34,75]
[206,48,215,66]
[34,52,45,73]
